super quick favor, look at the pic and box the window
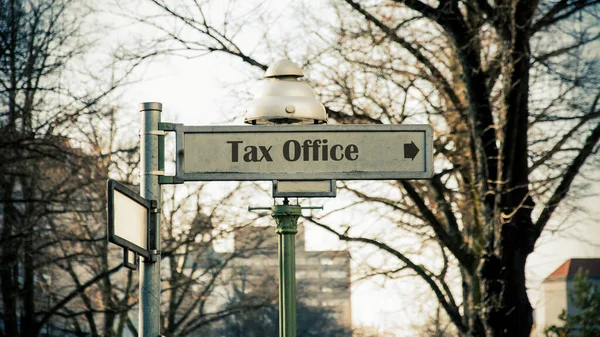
[321,299,345,307]
[322,271,347,279]
[296,270,319,279]
[333,257,348,264]
[297,257,318,265]
[320,258,335,265]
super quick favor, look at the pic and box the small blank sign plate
[107,180,151,258]
[273,180,336,198]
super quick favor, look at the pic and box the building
[534,258,600,335]
[229,225,352,328]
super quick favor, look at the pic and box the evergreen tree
[545,268,600,337]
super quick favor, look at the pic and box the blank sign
[273,180,336,197]
[114,189,147,248]
[107,180,151,258]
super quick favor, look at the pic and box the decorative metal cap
[265,59,304,78]
[245,59,327,125]
[140,102,162,112]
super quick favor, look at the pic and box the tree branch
[534,120,600,237]
[530,93,600,173]
[430,172,461,238]
[391,0,438,20]
[534,33,600,63]
[37,264,123,330]
[401,181,476,272]
[532,0,600,32]
[305,217,467,334]
[342,0,465,116]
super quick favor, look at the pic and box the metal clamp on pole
[145,250,161,263]
[145,201,160,263]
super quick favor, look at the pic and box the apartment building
[229,225,352,328]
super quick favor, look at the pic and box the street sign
[273,180,337,198]
[107,179,152,259]
[173,124,433,181]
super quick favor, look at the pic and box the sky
[102,1,600,335]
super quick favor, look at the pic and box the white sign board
[107,180,151,258]
[174,125,433,181]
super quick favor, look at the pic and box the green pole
[248,201,321,337]
[272,200,301,337]
[140,102,162,337]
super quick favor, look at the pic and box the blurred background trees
[0,1,261,336]
[2,0,599,336]
[0,0,132,335]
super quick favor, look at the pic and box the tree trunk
[1,181,19,336]
[486,1,538,335]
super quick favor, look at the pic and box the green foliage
[545,268,600,337]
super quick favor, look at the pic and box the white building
[534,258,600,335]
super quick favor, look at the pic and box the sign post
[248,202,323,337]
[273,203,300,337]
[106,103,163,337]
[147,123,432,337]
[107,60,434,337]
[139,102,162,337]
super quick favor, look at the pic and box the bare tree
[158,182,277,336]
[0,1,304,336]
[121,0,600,336]
[0,1,139,336]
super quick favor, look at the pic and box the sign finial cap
[140,102,162,112]
[245,59,326,125]
[264,59,304,78]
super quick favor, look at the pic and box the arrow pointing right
[404,141,420,160]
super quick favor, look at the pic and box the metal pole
[140,102,162,337]
[272,200,301,337]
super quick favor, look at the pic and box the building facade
[229,225,353,328]
[534,258,600,336]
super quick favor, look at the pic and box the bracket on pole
[157,122,184,185]
[248,198,323,213]
[123,248,138,270]
[144,200,160,263]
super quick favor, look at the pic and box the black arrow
[404,141,419,160]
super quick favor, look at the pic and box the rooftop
[544,258,600,281]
